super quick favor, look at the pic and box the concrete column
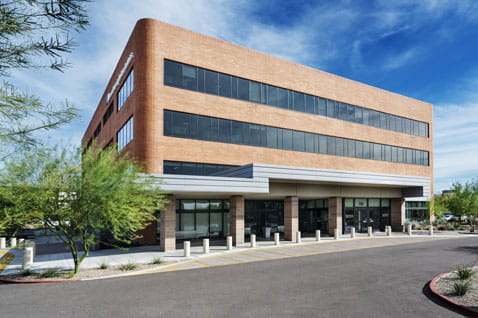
[250,234,256,248]
[334,228,339,240]
[23,247,34,270]
[160,194,176,252]
[0,237,5,249]
[10,237,17,248]
[368,226,373,237]
[391,199,405,232]
[351,227,356,238]
[230,195,245,246]
[315,230,321,241]
[274,232,280,245]
[284,196,299,242]
[184,241,190,257]
[328,197,343,236]
[296,231,301,243]
[226,236,233,250]
[203,238,209,254]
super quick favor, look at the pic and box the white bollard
[274,232,280,245]
[226,236,233,250]
[0,237,5,249]
[315,230,321,241]
[387,225,392,237]
[250,234,256,248]
[203,238,209,254]
[407,224,412,236]
[184,241,191,257]
[23,246,34,270]
[368,226,373,237]
[351,227,356,239]
[10,237,17,248]
[296,231,301,243]
[334,228,339,240]
[429,225,434,236]
[19,238,25,246]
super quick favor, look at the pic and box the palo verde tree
[0,0,89,156]
[444,180,478,221]
[0,144,166,275]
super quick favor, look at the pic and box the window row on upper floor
[164,110,429,166]
[117,116,133,151]
[164,60,429,138]
[164,160,239,177]
[118,69,134,111]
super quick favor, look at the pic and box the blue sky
[10,0,478,193]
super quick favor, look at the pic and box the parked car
[443,212,457,222]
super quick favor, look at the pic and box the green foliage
[443,181,478,218]
[37,268,61,278]
[21,269,34,277]
[453,280,470,296]
[430,196,448,219]
[119,262,137,271]
[0,0,90,155]
[151,257,162,265]
[447,226,456,231]
[455,265,475,280]
[0,144,165,275]
[98,262,108,270]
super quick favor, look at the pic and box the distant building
[83,19,433,251]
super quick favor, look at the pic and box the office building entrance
[299,199,328,236]
[343,198,391,233]
[245,200,284,239]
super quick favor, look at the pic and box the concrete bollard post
[23,246,34,270]
[250,234,256,248]
[334,228,339,240]
[429,225,434,236]
[19,238,25,246]
[203,238,209,254]
[226,236,233,250]
[296,231,301,243]
[368,226,373,237]
[315,230,321,241]
[10,237,17,248]
[407,224,412,236]
[0,237,5,249]
[351,227,356,239]
[387,225,392,237]
[184,241,191,257]
[274,232,280,245]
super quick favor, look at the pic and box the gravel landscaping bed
[1,260,174,281]
[434,267,478,307]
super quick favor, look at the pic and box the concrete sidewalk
[0,231,470,277]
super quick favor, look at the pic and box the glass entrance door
[343,198,391,233]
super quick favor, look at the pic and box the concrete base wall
[328,197,343,236]
[284,196,298,241]
[391,198,405,232]
[230,195,245,245]
[160,195,176,252]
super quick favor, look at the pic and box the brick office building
[82,19,433,251]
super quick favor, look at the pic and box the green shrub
[37,268,61,278]
[21,269,34,277]
[455,265,475,280]
[98,262,109,270]
[151,257,162,265]
[447,226,456,231]
[453,280,470,296]
[119,262,137,271]
[457,226,465,231]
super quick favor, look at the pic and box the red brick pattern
[284,196,299,241]
[229,195,245,245]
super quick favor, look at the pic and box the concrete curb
[0,278,79,284]
[428,267,478,316]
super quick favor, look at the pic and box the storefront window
[368,199,380,207]
[344,199,354,208]
[355,198,367,207]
